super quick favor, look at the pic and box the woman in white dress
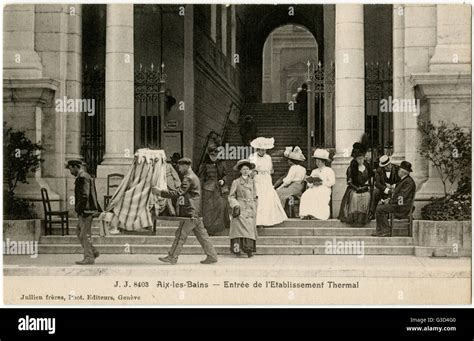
[299,149,336,220]
[249,137,288,226]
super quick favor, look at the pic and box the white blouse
[282,164,306,186]
[249,153,273,175]
[310,166,336,188]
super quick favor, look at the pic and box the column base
[330,156,352,217]
[96,156,134,179]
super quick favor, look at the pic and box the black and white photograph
[2,2,472,306]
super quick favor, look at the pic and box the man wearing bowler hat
[152,157,218,265]
[66,160,101,264]
[373,161,416,237]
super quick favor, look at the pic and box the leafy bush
[419,121,471,220]
[3,124,43,220]
[3,190,37,220]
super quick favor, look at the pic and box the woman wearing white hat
[249,137,287,226]
[275,146,307,208]
[299,148,336,220]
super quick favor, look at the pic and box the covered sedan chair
[99,149,170,235]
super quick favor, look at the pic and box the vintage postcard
[2,2,472,305]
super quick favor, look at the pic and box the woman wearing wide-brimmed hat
[275,146,307,208]
[228,159,258,257]
[338,142,373,226]
[248,137,287,226]
[299,148,336,220]
[198,145,230,235]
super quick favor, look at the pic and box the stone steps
[40,235,414,246]
[65,218,377,228]
[41,217,413,255]
[38,244,414,255]
[46,226,408,237]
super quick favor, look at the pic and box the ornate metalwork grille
[82,64,106,176]
[365,61,393,164]
[312,61,335,147]
[134,64,166,150]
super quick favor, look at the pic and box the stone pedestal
[413,220,471,257]
[3,78,60,207]
[410,73,471,199]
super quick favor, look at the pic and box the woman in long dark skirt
[338,151,373,226]
[198,147,230,235]
[228,159,258,258]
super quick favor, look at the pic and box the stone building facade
[3,4,471,216]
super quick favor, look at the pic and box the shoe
[371,231,383,237]
[75,259,94,265]
[247,252,253,258]
[380,230,391,237]
[93,251,100,259]
[200,257,218,264]
[159,256,177,265]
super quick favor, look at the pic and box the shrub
[3,124,43,220]
[419,121,471,220]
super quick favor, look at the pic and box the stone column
[403,5,436,187]
[429,4,471,73]
[97,4,135,177]
[183,5,195,163]
[331,4,365,216]
[65,4,83,162]
[3,4,60,210]
[210,5,216,42]
[231,5,236,66]
[391,4,406,162]
[3,5,42,78]
[221,5,227,55]
[410,4,471,201]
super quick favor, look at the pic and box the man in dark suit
[370,155,401,217]
[153,158,218,265]
[295,83,308,127]
[66,160,101,265]
[372,161,416,237]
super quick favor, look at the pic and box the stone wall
[192,26,242,165]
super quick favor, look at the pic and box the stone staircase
[38,218,415,256]
[224,102,307,181]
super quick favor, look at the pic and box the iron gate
[365,61,393,165]
[134,63,167,150]
[306,60,336,168]
[82,64,105,176]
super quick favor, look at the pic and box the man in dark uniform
[370,155,401,217]
[373,161,416,237]
[66,160,101,265]
[152,158,218,265]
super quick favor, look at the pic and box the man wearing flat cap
[152,157,218,265]
[65,159,101,265]
[373,161,416,237]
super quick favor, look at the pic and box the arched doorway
[236,4,325,103]
[261,24,318,103]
